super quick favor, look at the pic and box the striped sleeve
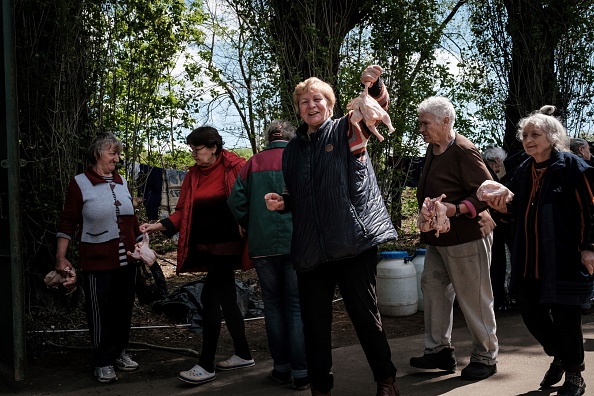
[347,82,389,158]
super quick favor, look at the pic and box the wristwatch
[455,203,461,217]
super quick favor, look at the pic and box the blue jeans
[254,255,308,379]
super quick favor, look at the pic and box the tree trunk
[15,0,89,304]
[502,0,580,162]
[267,0,369,119]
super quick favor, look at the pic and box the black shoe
[557,381,586,396]
[460,362,497,380]
[269,369,291,384]
[540,362,564,387]
[410,348,457,372]
[292,376,310,390]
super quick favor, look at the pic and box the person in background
[570,138,594,315]
[483,145,507,180]
[570,138,593,166]
[265,65,399,396]
[410,96,499,381]
[227,120,309,391]
[486,105,594,396]
[55,133,142,383]
[483,145,512,312]
[140,126,254,386]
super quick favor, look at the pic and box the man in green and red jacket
[228,120,309,390]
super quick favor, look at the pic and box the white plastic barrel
[376,251,418,317]
[412,248,426,312]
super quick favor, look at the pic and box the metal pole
[3,0,25,381]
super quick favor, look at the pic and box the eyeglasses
[189,145,206,155]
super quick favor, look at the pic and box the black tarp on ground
[151,278,264,333]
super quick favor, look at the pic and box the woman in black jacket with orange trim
[487,106,594,396]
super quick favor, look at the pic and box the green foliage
[231,147,255,160]
[337,0,476,225]
[468,1,594,154]
[466,1,510,147]
[15,0,207,291]
[192,0,287,154]
[16,0,92,282]
[84,0,207,181]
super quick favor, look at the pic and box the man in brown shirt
[410,96,499,381]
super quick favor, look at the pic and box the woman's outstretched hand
[264,193,285,211]
[361,65,383,87]
[139,222,165,234]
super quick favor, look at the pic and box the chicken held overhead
[347,83,395,142]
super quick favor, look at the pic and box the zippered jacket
[508,150,594,304]
[282,118,397,271]
[160,149,247,274]
[227,141,292,258]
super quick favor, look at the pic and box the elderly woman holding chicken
[55,133,143,383]
[264,65,399,396]
[409,96,499,382]
[482,106,594,396]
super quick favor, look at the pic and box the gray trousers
[421,233,499,365]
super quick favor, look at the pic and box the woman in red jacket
[141,126,253,386]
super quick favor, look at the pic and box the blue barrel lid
[415,248,426,255]
[379,251,408,259]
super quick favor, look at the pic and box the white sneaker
[115,352,139,371]
[215,355,255,371]
[178,364,216,385]
[94,365,117,383]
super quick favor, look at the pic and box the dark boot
[540,359,564,387]
[410,347,457,372]
[460,362,497,380]
[311,388,331,396]
[558,372,586,396]
[376,375,400,396]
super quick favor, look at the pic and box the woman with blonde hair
[265,66,399,396]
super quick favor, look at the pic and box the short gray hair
[570,138,588,155]
[483,146,507,163]
[417,96,456,129]
[517,105,568,152]
[87,132,123,165]
[266,120,296,144]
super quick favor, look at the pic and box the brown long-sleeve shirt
[417,133,495,247]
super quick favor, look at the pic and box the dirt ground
[1,248,443,395]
